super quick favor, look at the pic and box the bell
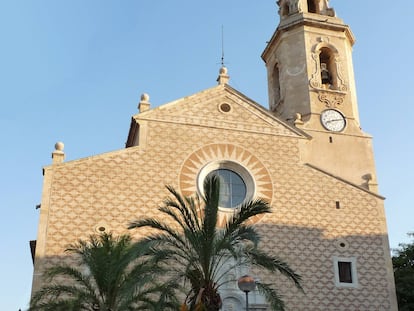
[321,63,331,85]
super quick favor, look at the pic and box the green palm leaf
[129,175,302,311]
[30,232,178,311]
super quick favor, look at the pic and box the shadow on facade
[30,224,395,310]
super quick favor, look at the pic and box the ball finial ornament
[140,93,150,102]
[219,66,228,75]
[55,142,64,151]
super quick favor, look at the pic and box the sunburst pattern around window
[179,144,273,225]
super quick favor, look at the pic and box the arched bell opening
[307,0,318,13]
[281,1,290,17]
[271,63,281,111]
[319,47,337,88]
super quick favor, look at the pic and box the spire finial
[217,66,229,85]
[52,142,65,164]
[138,93,150,112]
[221,25,225,67]
[217,25,230,85]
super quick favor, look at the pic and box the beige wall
[31,85,397,310]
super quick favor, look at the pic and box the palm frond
[129,218,188,250]
[201,175,220,240]
[127,181,302,311]
[165,185,201,231]
[256,282,286,311]
[229,198,271,229]
[30,283,95,311]
[42,265,97,299]
[247,248,303,291]
[31,232,177,311]
[29,298,86,311]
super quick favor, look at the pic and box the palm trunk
[200,284,222,311]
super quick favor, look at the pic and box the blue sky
[1,1,413,310]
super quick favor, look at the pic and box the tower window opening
[321,63,331,85]
[307,0,318,13]
[329,136,333,143]
[271,63,281,111]
[282,2,290,16]
[319,48,336,87]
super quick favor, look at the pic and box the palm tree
[129,175,303,311]
[29,232,178,311]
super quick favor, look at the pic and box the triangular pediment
[130,84,305,139]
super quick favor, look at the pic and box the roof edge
[304,163,385,200]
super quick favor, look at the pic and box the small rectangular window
[338,261,352,283]
[333,257,358,288]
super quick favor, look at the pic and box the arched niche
[271,63,281,111]
[305,0,336,16]
[319,47,336,87]
[307,0,318,13]
[279,0,290,17]
[309,41,347,91]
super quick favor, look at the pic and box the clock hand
[326,119,344,123]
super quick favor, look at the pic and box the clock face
[320,109,346,132]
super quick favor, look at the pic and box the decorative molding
[317,36,330,43]
[309,41,349,92]
[335,55,348,91]
[318,91,345,108]
[179,144,273,226]
[278,0,302,17]
[310,52,322,89]
[294,113,304,126]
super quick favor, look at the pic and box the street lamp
[238,275,256,311]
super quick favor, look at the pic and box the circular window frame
[95,223,109,234]
[197,161,255,211]
[218,103,232,113]
[336,239,349,251]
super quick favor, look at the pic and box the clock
[320,109,346,132]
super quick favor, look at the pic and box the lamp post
[238,275,256,311]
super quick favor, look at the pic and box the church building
[31,0,398,309]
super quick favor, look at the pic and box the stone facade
[262,2,372,187]
[30,1,398,310]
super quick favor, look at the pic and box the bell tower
[262,0,378,189]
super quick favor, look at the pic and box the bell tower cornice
[262,14,355,62]
[261,0,361,127]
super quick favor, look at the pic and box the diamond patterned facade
[30,1,398,310]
